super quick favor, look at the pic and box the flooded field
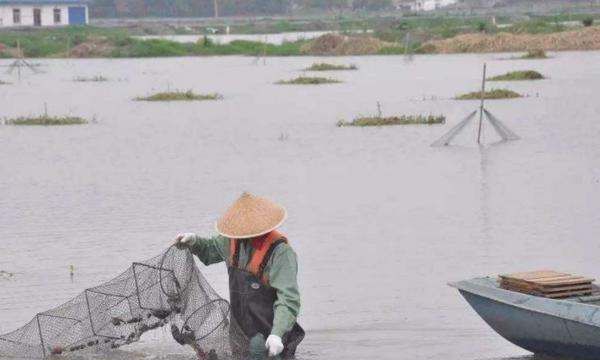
[135,30,371,44]
[1,51,600,360]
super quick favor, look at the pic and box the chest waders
[228,232,304,359]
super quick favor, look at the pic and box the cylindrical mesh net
[0,246,247,360]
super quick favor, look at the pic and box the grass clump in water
[338,114,445,127]
[4,115,88,125]
[0,80,10,85]
[520,49,548,59]
[488,70,544,81]
[276,76,341,85]
[0,270,14,279]
[305,63,357,71]
[135,90,223,101]
[73,75,109,82]
[455,89,522,100]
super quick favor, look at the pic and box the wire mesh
[431,110,477,147]
[484,109,520,141]
[0,246,247,360]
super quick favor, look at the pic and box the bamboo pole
[477,63,487,144]
[17,40,22,81]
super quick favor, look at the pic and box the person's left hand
[265,335,284,357]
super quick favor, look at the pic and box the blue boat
[449,277,600,360]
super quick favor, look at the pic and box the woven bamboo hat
[215,192,287,239]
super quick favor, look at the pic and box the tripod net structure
[0,246,247,360]
[431,63,520,147]
[430,109,520,147]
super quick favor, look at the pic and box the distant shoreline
[2,21,600,59]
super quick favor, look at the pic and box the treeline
[90,0,395,18]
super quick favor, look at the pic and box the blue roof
[0,0,87,4]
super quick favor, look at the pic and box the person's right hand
[174,233,196,249]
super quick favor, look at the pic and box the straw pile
[301,34,390,56]
[420,26,600,53]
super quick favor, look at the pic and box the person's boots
[248,334,267,360]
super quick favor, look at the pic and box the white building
[0,0,88,27]
[410,0,457,11]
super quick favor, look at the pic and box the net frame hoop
[157,246,194,299]
[181,298,231,342]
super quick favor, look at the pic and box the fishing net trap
[431,63,520,147]
[0,246,247,360]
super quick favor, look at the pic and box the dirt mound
[301,33,390,55]
[70,37,116,58]
[421,26,600,54]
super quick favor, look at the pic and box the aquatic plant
[488,70,544,81]
[73,75,109,82]
[520,49,548,59]
[4,115,88,125]
[0,270,14,280]
[276,76,341,85]
[304,63,357,71]
[135,90,223,101]
[582,17,594,27]
[455,89,522,100]
[338,114,445,127]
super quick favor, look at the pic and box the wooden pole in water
[477,63,487,144]
[66,36,71,58]
[213,0,219,18]
[17,40,22,81]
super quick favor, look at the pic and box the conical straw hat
[215,192,287,239]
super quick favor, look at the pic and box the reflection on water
[1,51,600,360]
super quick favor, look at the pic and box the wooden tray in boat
[499,270,595,299]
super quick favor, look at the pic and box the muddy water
[1,52,600,360]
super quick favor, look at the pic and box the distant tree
[352,0,393,11]
[475,20,487,32]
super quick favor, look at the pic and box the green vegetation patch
[193,39,305,57]
[4,115,88,125]
[338,115,445,127]
[305,63,357,71]
[520,49,548,59]
[276,76,341,85]
[455,89,522,100]
[505,19,565,35]
[0,26,130,58]
[135,90,223,101]
[488,70,544,81]
[73,75,108,82]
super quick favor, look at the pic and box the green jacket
[189,234,300,338]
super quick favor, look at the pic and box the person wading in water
[174,192,304,359]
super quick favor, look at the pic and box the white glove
[174,233,196,249]
[265,334,284,357]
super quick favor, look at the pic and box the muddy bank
[420,26,600,54]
